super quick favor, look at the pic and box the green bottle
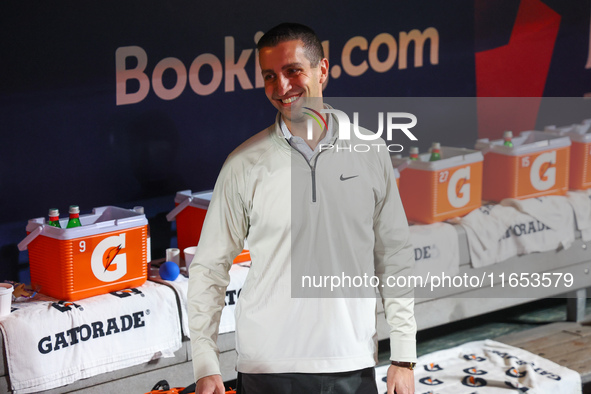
[409,146,419,161]
[429,142,441,161]
[47,208,61,228]
[66,205,82,228]
[503,131,514,147]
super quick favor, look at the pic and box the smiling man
[259,30,328,151]
[188,23,416,394]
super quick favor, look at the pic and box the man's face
[259,39,328,124]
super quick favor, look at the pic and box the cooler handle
[479,146,492,155]
[166,197,193,222]
[17,225,44,251]
[395,159,410,173]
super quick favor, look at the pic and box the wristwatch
[391,361,416,370]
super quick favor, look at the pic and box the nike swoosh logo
[340,174,358,181]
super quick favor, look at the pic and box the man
[188,23,416,394]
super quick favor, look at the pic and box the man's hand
[386,364,414,394]
[196,374,226,394]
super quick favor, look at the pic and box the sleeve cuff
[192,351,222,382]
[389,337,417,363]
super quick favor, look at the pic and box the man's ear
[319,58,329,85]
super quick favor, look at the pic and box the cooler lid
[167,190,213,221]
[19,206,148,249]
[544,122,591,143]
[392,147,483,172]
[476,130,572,156]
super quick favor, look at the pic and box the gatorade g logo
[424,363,443,372]
[51,301,83,312]
[506,367,527,378]
[463,366,488,375]
[91,234,127,282]
[110,288,144,298]
[461,375,487,387]
[463,354,486,362]
[530,151,556,191]
[419,377,444,386]
[447,166,470,208]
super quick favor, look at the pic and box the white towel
[458,200,575,268]
[456,205,510,268]
[409,222,460,282]
[375,340,581,393]
[150,275,191,338]
[566,190,591,241]
[0,281,182,394]
[218,263,250,334]
[500,196,576,249]
[151,262,251,337]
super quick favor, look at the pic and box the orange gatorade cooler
[392,147,483,224]
[476,130,571,202]
[18,206,148,301]
[393,167,400,189]
[167,190,212,260]
[545,120,591,191]
[166,190,250,263]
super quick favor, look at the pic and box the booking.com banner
[1,1,590,224]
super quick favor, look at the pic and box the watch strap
[391,361,416,370]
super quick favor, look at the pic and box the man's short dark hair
[257,23,324,67]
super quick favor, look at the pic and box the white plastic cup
[184,246,198,272]
[0,283,14,317]
[165,248,180,266]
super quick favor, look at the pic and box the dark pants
[238,367,378,394]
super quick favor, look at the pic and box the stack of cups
[183,246,198,275]
[165,248,180,266]
[0,283,14,317]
